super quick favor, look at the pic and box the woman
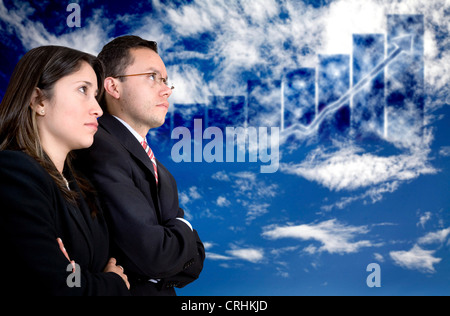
[0,45,130,295]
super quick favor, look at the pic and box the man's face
[116,47,172,136]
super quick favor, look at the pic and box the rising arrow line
[282,35,413,137]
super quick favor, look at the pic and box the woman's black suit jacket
[0,150,129,296]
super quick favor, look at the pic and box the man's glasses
[113,72,174,90]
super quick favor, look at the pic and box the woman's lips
[85,122,98,131]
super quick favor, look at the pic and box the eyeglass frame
[112,72,174,90]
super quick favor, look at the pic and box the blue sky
[1,0,449,295]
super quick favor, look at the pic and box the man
[75,35,205,296]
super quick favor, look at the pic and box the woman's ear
[29,88,46,116]
[104,77,121,100]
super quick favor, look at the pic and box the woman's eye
[78,86,87,94]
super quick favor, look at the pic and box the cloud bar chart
[167,14,425,147]
[386,14,424,143]
[352,34,385,140]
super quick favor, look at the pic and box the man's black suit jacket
[75,114,205,295]
[0,151,130,296]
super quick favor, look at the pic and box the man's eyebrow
[144,68,168,80]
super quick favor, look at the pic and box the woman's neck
[42,144,68,174]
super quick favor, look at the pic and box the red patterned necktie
[141,140,158,185]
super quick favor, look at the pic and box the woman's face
[37,61,103,156]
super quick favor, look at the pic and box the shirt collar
[112,115,145,144]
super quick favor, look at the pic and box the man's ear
[104,77,121,100]
[29,88,46,116]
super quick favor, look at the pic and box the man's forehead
[127,47,165,72]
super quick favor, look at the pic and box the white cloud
[179,186,197,202]
[202,242,215,250]
[323,0,385,54]
[216,196,230,207]
[179,192,189,206]
[188,186,201,199]
[206,244,265,264]
[179,186,203,220]
[211,170,230,181]
[232,171,278,199]
[166,64,210,105]
[167,6,213,37]
[374,253,385,262]
[439,146,450,157]
[417,211,432,228]
[280,144,437,191]
[180,186,202,205]
[262,218,374,254]
[321,181,400,211]
[417,227,450,245]
[390,226,449,273]
[226,247,265,263]
[270,246,300,258]
[242,0,279,24]
[242,202,271,224]
[206,252,234,261]
[212,170,278,223]
[390,244,441,273]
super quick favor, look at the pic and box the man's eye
[148,74,156,81]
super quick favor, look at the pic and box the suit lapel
[99,114,157,180]
[98,114,163,221]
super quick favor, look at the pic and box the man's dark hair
[97,35,158,110]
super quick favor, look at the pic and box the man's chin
[149,117,166,130]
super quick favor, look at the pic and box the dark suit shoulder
[0,151,60,227]
[0,150,54,192]
[0,150,46,171]
[76,125,134,174]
